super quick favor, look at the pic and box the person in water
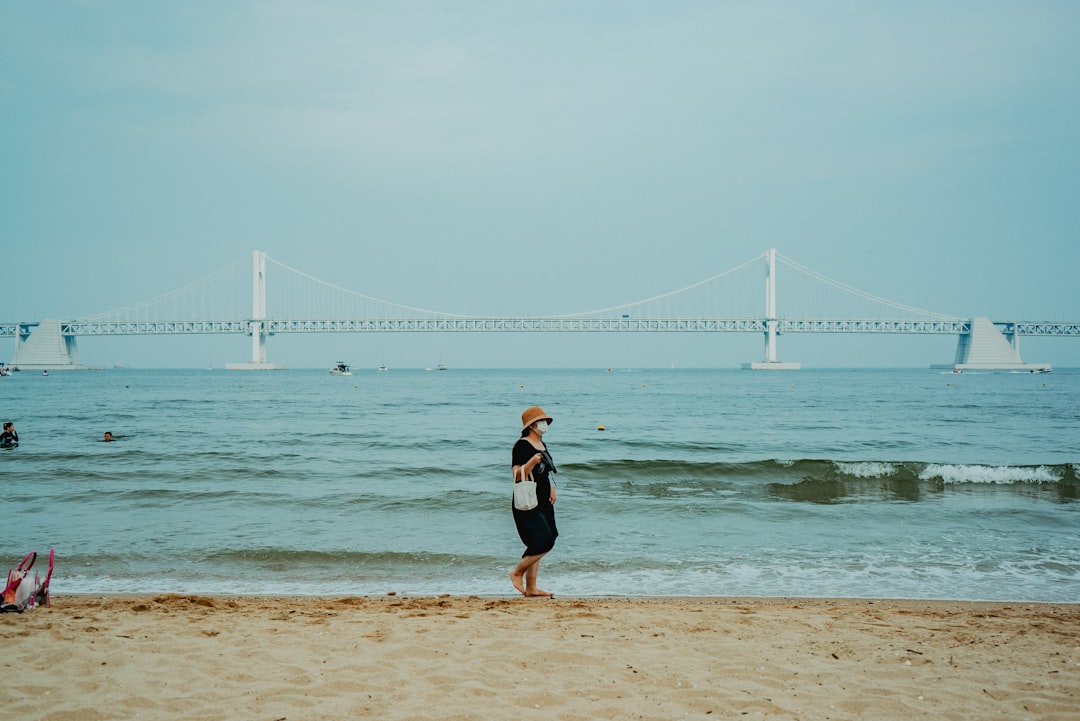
[509,405,558,597]
[103,431,114,442]
[0,421,18,447]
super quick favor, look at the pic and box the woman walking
[510,406,558,597]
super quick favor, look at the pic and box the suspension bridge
[2,249,1076,371]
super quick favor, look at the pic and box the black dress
[511,438,558,558]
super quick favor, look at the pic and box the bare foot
[509,571,525,595]
[524,588,553,598]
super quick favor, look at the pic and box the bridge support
[742,248,800,370]
[931,317,1050,372]
[226,250,286,370]
[10,320,89,370]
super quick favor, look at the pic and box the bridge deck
[2,318,1079,337]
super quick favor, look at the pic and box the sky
[2,1,1078,369]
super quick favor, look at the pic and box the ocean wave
[571,457,1075,482]
[919,464,1065,485]
[834,461,900,478]
[203,548,495,567]
[565,457,1077,504]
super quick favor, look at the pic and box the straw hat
[521,405,553,432]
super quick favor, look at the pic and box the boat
[0,364,11,377]
[377,364,389,372]
[437,362,448,371]
[329,361,352,376]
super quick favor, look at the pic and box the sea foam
[920,463,1062,485]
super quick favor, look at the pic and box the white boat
[377,364,389,372]
[329,361,352,376]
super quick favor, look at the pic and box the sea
[1,367,1077,602]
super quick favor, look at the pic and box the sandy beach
[2,595,1077,720]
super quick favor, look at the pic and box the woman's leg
[523,557,552,597]
[509,552,546,595]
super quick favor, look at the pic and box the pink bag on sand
[2,549,54,612]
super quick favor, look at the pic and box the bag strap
[36,549,54,608]
[42,549,54,589]
[17,551,36,573]
[515,465,532,483]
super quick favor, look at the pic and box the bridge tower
[226,250,286,370]
[742,248,800,370]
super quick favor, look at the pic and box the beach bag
[1,549,54,613]
[513,466,538,511]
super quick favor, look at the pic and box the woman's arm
[512,453,543,479]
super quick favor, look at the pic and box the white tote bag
[513,465,538,511]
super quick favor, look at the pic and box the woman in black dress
[509,406,558,597]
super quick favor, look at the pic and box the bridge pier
[10,320,89,370]
[742,248,800,370]
[251,319,267,365]
[931,317,1050,372]
[225,322,285,370]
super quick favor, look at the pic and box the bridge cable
[555,251,768,318]
[264,256,481,319]
[775,253,962,321]
[81,256,250,321]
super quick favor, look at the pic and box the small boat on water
[377,364,389,372]
[329,361,352,376]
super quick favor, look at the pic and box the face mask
[534,421,548,435]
